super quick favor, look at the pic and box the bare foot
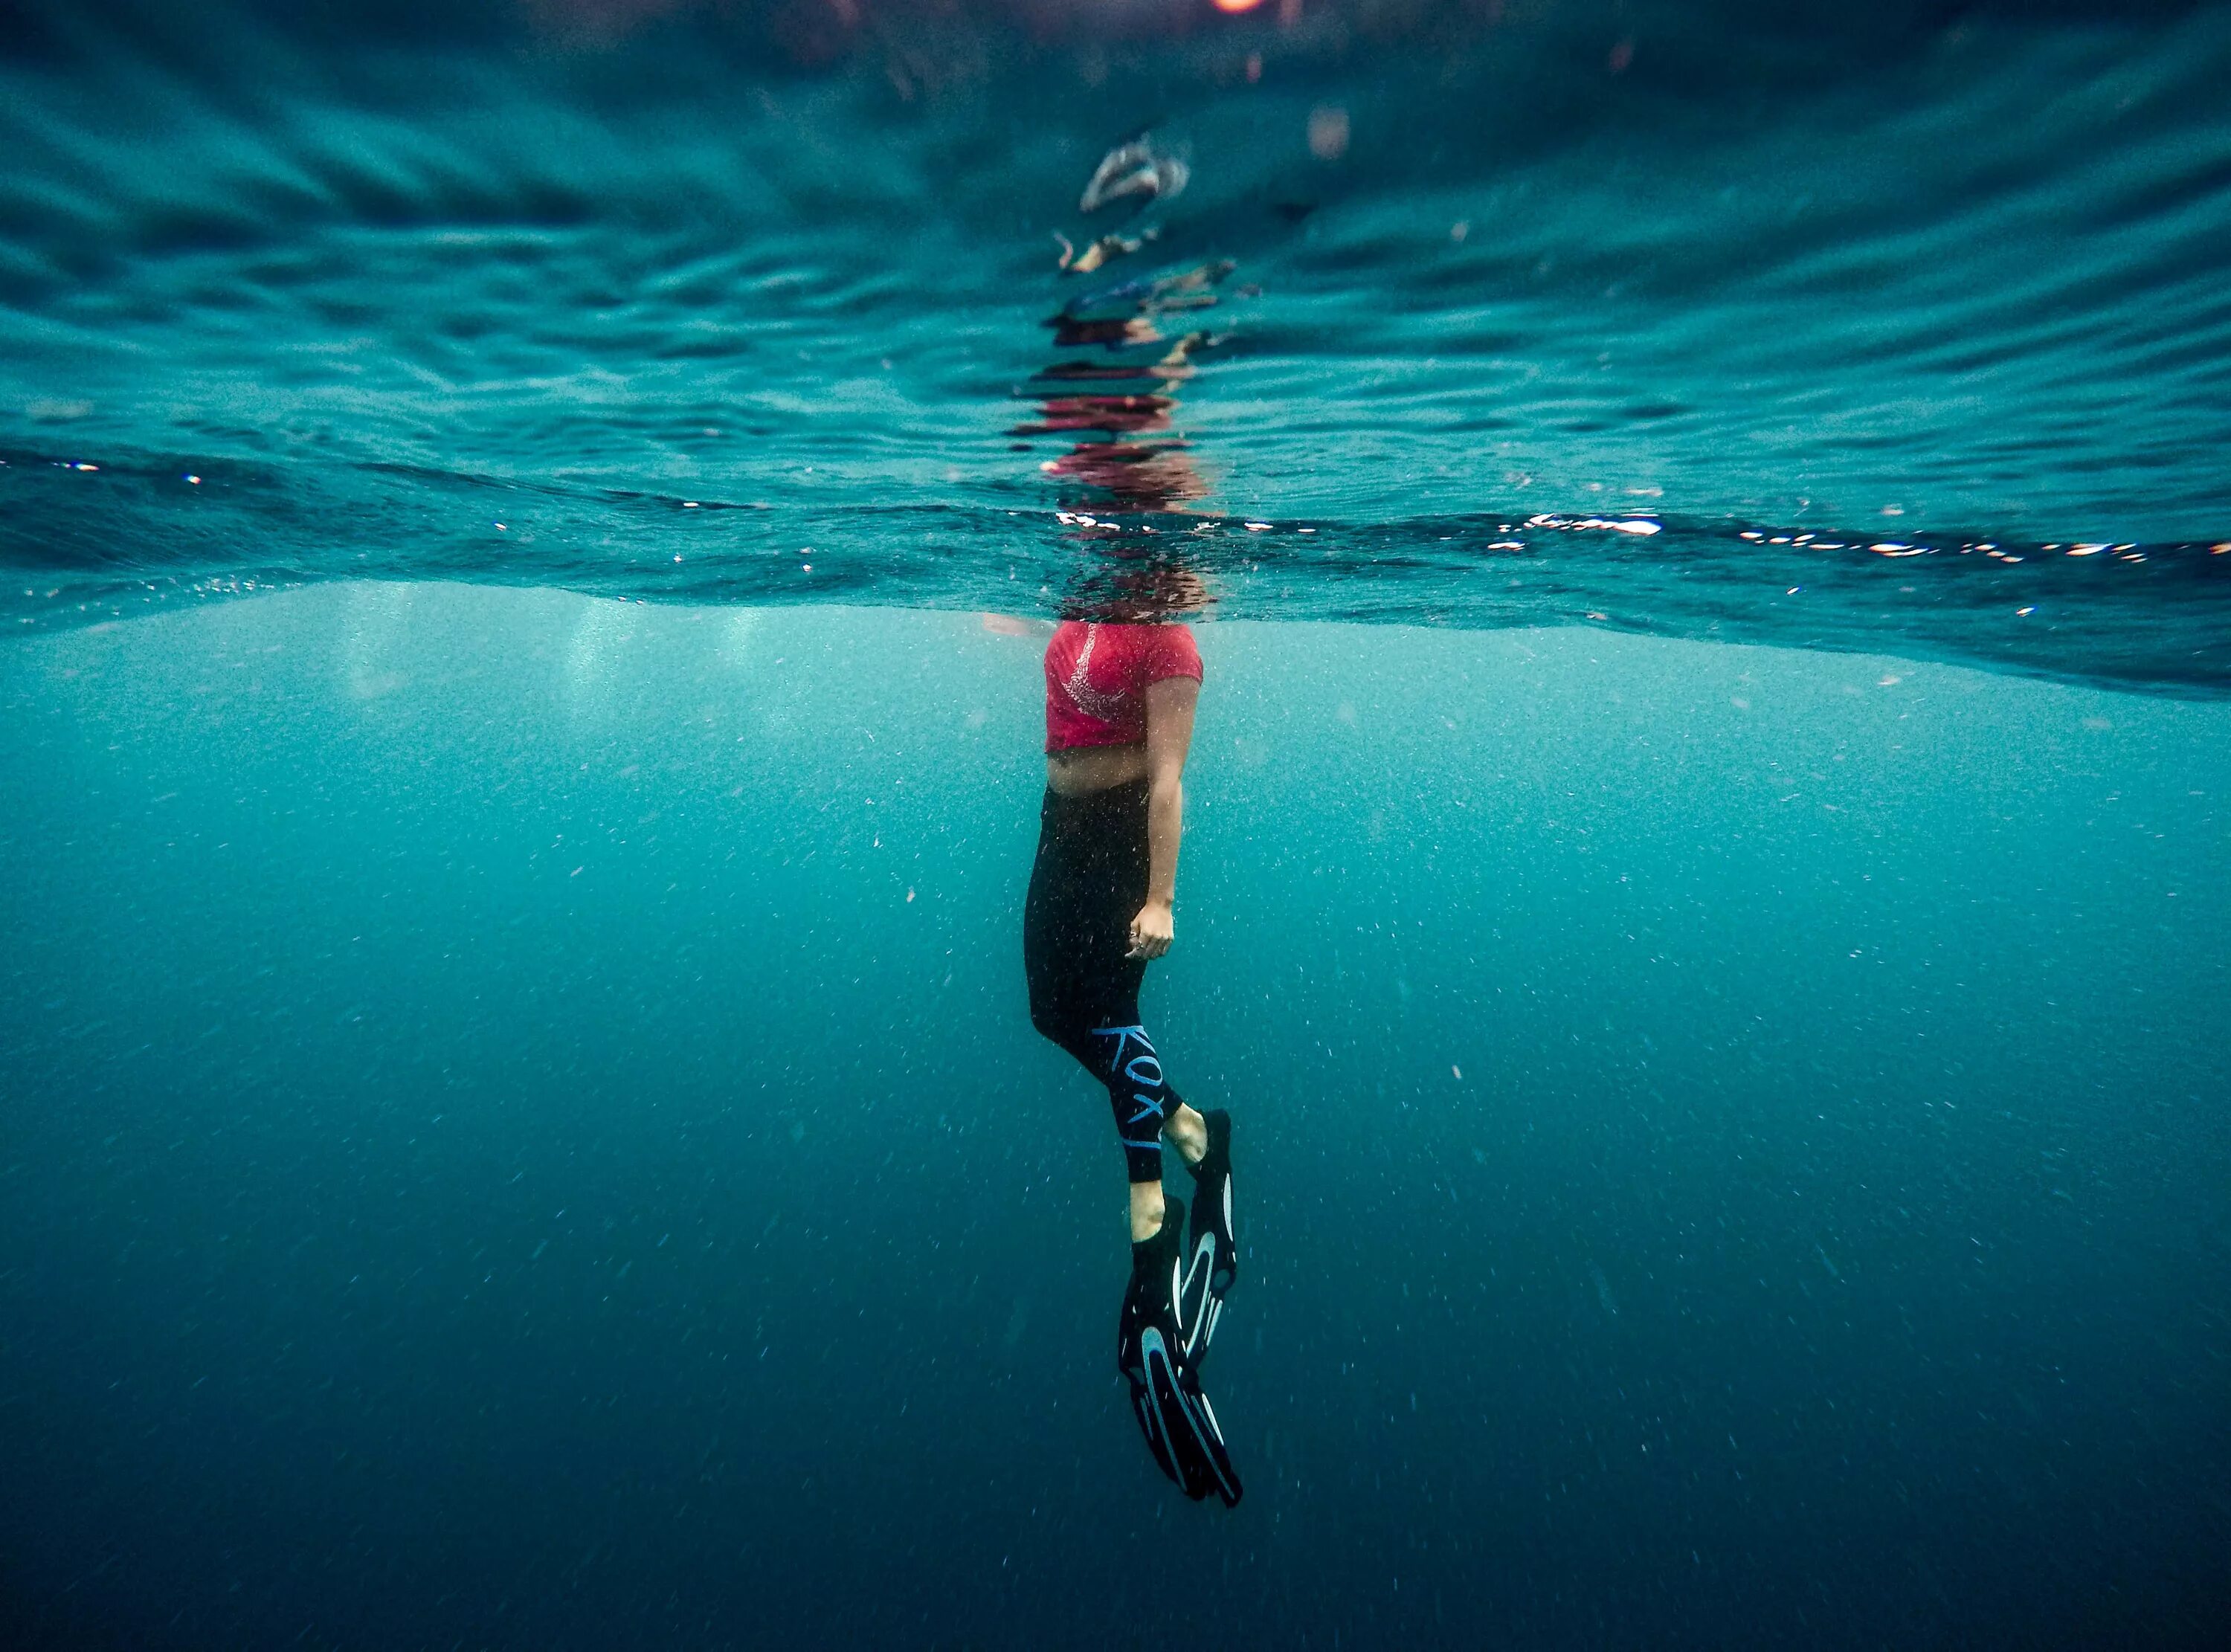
[1168,1102,1208,1167]
[1129,1180,1167,1243]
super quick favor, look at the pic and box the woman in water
[1023,590,1243,1505]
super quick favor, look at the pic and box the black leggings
[1024,778,1182,1183]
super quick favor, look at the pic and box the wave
[3,0,2228,690]
[7,443,2224,693]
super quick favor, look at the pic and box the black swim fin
[1179,1109,1237,1364]
[1118,1195,1243,1508]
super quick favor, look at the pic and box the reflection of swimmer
[1034,332,1203,384]
[1055,227,1158,274]
[1015,261,1235,519]
[1078,132,1190,216]
[1046,315,1166,349]
[1020,575,1240,1505]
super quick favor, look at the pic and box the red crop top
[1043,621,1204,752]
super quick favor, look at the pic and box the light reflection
[1014,256,1228,571]
[1008,132,1246,621]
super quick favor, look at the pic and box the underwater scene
[3,1,2227,1647]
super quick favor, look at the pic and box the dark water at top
[3,6,2230,1651]
[4,0,2230,688]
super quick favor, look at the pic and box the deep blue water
[4,3,2230,1648]
[6,593,2228,1648]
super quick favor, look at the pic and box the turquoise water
[4,2,2230,1647]
[7,591,2227,1646]
[6,1,2230,684]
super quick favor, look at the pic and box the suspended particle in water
[1308,106,1350,161]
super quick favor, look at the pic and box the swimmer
[1021,572,1240,1504]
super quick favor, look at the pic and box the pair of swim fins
[1118,1109,1241,1506]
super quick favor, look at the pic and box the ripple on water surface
[1,0,2227,689]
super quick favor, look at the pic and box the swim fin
[1118,1195,1243,1507]
[1179,1109,1237,1363]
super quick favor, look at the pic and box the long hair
[1055,558,1211,624]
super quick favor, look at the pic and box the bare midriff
[1046,741,1150,796]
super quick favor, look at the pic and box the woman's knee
[1028,993,1066,1045]
[1030,994,1092,1058]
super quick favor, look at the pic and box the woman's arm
[979,613,1056,639]
[1129,674,1200,959]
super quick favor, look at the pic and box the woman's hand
[1127,898,1175,959]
